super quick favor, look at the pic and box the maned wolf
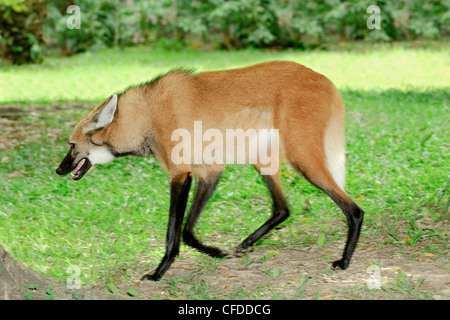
[56,61,364,281]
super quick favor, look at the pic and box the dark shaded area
[0,0,46,64]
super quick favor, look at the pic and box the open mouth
[71,158,92,180]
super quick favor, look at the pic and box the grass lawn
[0,43,449,299]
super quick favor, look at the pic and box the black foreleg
[142,173,192,281]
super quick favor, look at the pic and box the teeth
[71,159,86,179]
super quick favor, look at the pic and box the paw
[141,273,162,281]
[234,245,251,257]
[332,259,349,270]
[207,247,230,259]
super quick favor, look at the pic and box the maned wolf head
[55,94,119,180]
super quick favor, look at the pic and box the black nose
[56,167,63,175]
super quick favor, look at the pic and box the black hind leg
[292,162,364,270]
[329,194,364,270]
[182,172,228,257]
[236,172,290,254]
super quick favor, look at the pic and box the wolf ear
[86,94,118,131]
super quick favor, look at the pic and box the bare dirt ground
[2,235,448,300]
[136,233,449,300]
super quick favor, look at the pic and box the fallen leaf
[421,253,434,258]
[361,243,378,248]
[106,283,119,294]
[225,273,237,278]
[126,287,140,297]
[217,265,229,271]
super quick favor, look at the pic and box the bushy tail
[323,95,346,191]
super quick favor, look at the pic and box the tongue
[71,159,86,179]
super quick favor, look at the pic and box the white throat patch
[88,146,115,165]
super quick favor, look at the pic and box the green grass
[1,42,448,104]
[0,43,449,295]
